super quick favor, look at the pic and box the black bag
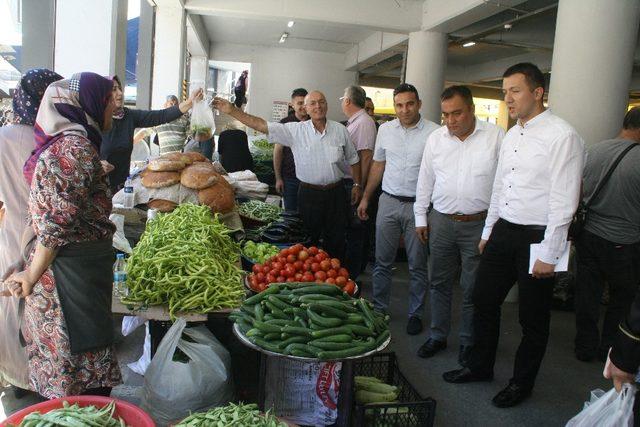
[569,142,639,239]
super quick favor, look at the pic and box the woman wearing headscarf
[100,76,202,193]
[0,68,62,397]
[5,72,122,398]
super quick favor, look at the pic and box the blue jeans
[283,176,300,211]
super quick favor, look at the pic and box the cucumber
[297,294,343,303]
[308,303,349,319]
[253,320,282,334]
[264,301,290,320]
[281,325,313,337]
[355,390,398,404]
[278,335,309,349]
[267,295,291,311]
[346,324,375,337]
[317,345,369,360]
[345,313,365,324]
[254,303,264,322]
[284,343,322,357]
[308,340,354,350]
[291,285,343,296]
[310,326,353,339]
[375,330,390,347]
[251,337,283,353]
[244,284,281,305]
[307,308,343,328]
[262,332,281,341]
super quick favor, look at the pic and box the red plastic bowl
[1,395,155,427]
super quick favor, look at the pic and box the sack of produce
[264,358,341,426]
[141,318,233,426]
[190,92,215,142]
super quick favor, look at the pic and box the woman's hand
[5,269,38,298]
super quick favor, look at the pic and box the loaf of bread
[198,180,236,214]
[183,152,208,163]
[180,164,218,189]
[141,171,181,188]
[148,199,178,212]
[148,158,186,172]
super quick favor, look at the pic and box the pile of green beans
[16,401,125,427]
[238,200,282,223]
[176,403,286,427]
[123,204,244,319]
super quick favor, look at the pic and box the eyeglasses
[307,100,327,106]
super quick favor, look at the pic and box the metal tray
[243,276,360,297]
[232,322,390,362]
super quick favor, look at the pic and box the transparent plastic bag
[190,85,215,142]
[140,318,233,426]
[566,383,635,427]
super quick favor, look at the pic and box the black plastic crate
[352,352,436,427]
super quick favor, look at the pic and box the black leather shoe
[492,382,532,408]
[406,316,423,335]
[417,338,446,358]
[458,345,473,367]
[442,367,493,383]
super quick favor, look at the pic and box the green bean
[123,204,245,320]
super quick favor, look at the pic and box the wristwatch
[353,183,361,188]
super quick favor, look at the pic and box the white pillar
[22,0,55,71]
[54,0,127,78]
[405,31,447,123]
[548,0,640,146]
[151,0,186,109]
[136,0,155,109]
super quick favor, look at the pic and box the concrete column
[21,0,55,71]
[54,0,128,78]
[151,0,186,108]
[136,0,155,109]
[405,31,447,123]
[548,0,640,146]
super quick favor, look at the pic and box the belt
[447,211,488,222]
[498,218,546,231]
[383,191,415,203]
[300,181,342,191]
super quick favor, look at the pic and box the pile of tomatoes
[247,244,357,295]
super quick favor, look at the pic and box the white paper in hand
[528,242,570,274]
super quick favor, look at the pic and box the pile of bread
[141,152,235,214]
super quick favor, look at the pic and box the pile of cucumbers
[230,283,390,360]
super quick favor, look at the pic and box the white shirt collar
[517,108,551,129]
[445,117,485,140]
[393,116,425,131]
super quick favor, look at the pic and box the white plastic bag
[566,383,635,427]
[264,357,341,426]
[190,88,215,142]
[140,318,233,426]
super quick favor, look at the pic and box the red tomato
[320,260,331,271]
[308,246,319,256]
[344,281,355,296]
[292,244,304,254]
[286,277,296,282]
[338,268,349,279]
[295,273,303,281]
[277,276,286,282]
[294,260,304,271]
[325,277,336,285]
[278,256,287,265]
[266,274,277,284]
[258,282,267,292]
[311,262,321,273]
[327,269,338,279]
[286,254,297,264]
[279,269,289,278]
[256,272,265,282]
[262,265,271,274]
[314,271,327,281]
[269,268,279,277]
[279,249,288,257]
[285,265,296,277]
[330,258,341,269]
[315,279,325,284]
[298,250,309,261]
[252,264,261,274]
[302,272,315,282]
[272,262,283,271]
[335,276,347,287]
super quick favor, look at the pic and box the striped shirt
[155,114,190,155]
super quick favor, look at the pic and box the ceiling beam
[361,57,405,75]
[345,31,408,71]
[185,0,422,33]
[446,50,553,84]
[186,13,210,56]
[422,0,528,33]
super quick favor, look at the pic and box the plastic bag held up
[190,86,215,142]
[140,318,233,426]
[566,383,635,427]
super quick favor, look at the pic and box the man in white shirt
[213,92,362,261]
[341,85,377,280]
[414,86,504,365]
[443,63,585,408]
[357,83,439,334]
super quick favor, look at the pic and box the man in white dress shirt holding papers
[414,86,504,366]
[443,63,585,408]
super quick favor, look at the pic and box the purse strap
[585,142,639,208]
